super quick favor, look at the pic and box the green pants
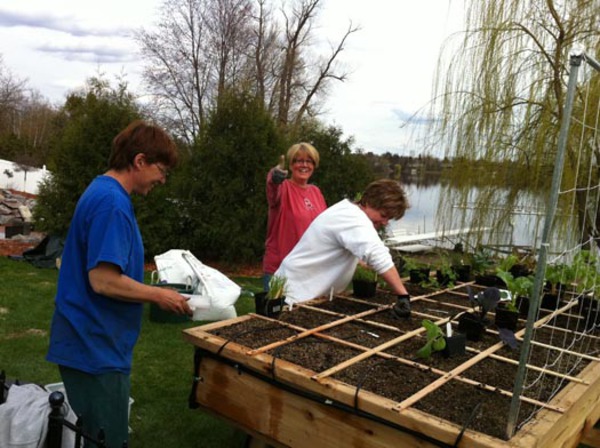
[59,365,130,448]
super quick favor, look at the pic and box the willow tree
[430,0,600,250]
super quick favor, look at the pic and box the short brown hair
[358,179,409,220]
[286,142,320,168]
[109,120,178,170]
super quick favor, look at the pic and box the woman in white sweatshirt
[275,179,412,317]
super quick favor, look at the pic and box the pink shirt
[263,169,327,274]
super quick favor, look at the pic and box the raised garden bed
[183,281,600,447]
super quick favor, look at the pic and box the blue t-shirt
[47,175,144,374]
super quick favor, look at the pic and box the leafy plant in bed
[542,262,574,309]
[351,264,378,298]
[416,319,465,359]
[572,251,600,329]
[402,257,431,285]
[449,249,472,282]
[457,287,499,341]
[496,269,533,329]
[434,254,458,288]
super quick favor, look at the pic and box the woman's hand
[272,154,288,184]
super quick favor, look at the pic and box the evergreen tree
[183,89,282,262]
[34,77,140,236]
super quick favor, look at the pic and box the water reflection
[388,182,577,255]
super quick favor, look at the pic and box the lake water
[387,183,565,253]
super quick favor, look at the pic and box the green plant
[496,270,533,312]
[401,256,420,273]
[267,275,287,300]
[352,264,378,282]
[545,263,575,295]
[572,250,599,294]
[471,248,495,275]
[434,259,457,288]
[416,319,446,359]
[466,286,502,323]
[449,250,468,267]
[497,254,519,273]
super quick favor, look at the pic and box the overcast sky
[0,0,463,155]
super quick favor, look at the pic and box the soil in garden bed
[310,297,380,315]
[365,309,423,331]
[384,334,476,371]
[321,321,403,348]
[413,379,538,441]
[278,307,341,328]
[353,289,397,306]
[496,341,591,377]
[410,298,467,318]
[344,284,438,306]
[425,291,473,308]
[461,357,561,402]
[405,283,437,297]
[267,336,362,373]
[532,326,600,353]
[547,313,595,333]
[332,356,441,403]
[209,318,299,350]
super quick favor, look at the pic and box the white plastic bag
[154,249,240,321]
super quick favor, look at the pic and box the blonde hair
[358,179,409,220]
[286,142,320,168]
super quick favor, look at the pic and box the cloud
[36,43,140,64]
[0,8,131,38]
[392,108,438,126]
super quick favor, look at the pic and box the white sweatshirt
[275,199,394,304]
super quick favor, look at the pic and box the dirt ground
[0,226,42,257]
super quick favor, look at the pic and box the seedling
[545,263,574,295]
[496,270,533,312]
[267,275,287,300]
[467,286,501,323]
[352,264,378,282]
[471,248,495,275]
[416,320,446,359]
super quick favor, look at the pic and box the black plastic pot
[442,333,466,358]
[577,296,600,330]
[409,267,430,284]
[352,280,377,298]
[435,270,452,286]
[254,292,284,318]
[515,296,530,317]
[541,293,559,310]
[474,274,504,287]
[509,263,532,278]
[457,313,485,341]
[495,306,519,331]
[453,265,472,282]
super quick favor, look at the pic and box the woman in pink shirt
[263,143,327,290]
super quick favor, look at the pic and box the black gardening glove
[392,294,411,319]
[272,168,287,184]
[271,155,288,184]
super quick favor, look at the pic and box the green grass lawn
[0,256,263,447]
